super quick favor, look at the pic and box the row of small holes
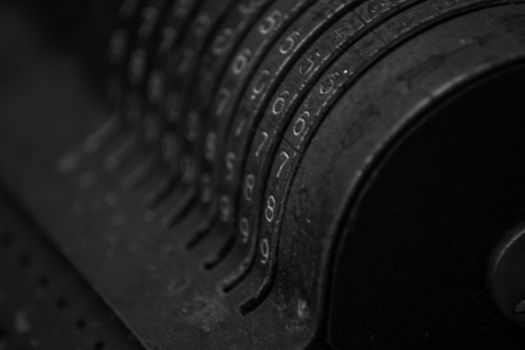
[0,228,106,350]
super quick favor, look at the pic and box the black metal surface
[329,62,525,348]
[1,0,525,349]
[491,223,525,328]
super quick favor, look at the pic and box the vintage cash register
[1,0,525,348]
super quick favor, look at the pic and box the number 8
[265,195,276,223]
[244,174,255,201]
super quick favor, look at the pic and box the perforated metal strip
[0,190,144,350]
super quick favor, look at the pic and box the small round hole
[75,318,87,330]
[18,253,32,268]
[37,275,50,288]
[55,296,68,309]
[94,340,105,349]
[0,326,7,340]
[1,230,13,247]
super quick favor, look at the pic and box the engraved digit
[232,49,253,75]
[205,132,217,161]
[279,30,301,55]
[276,151,290,179]
[159,27,177,55]
[109,29,127,64]
[251,69,271,98]
[260,238,270,264]
[186,111,200,141]
[320,75,337,95]
[194,14,210,36]
[119,0,139,19]
[181,156,195,183]
[161,134,177,163]
[212,28,234,55]
[272,90,290,116]
[174,0,192,16]
[129,49,146,84]
[299,51,321,76]
[139,6,159,38]
[244,174,255,201]
[259,10,283,35]
[220,195,232,222]
[255,131,269,158]
[265,195,276,223]
[216,89,231,116]
[165,93,181,123]
[239,0,266,15]
[240,217,250,243]
[225,152,236,181]
[147,70,164,104]
[293,110,309,137]
[176,49,194,77]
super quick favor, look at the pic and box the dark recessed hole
[0,326,7,340]
[94,340,105,349]
[37,275,50,288]
[145,175,176,210]
[203,234,235,271]
[185,224,213,250]
[1,230,14,247]
[18,253,32,268]
[75,318,87,330]
[161,188,196,229]
[55,296,68,309]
